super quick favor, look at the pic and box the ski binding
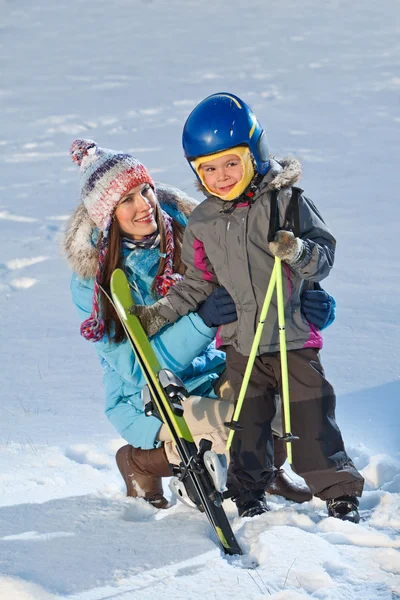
[168,477,198,509]
[203,450,227,493]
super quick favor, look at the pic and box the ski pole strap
[283,186,302,236]
[268,186,302,242]
[267,190,279,243]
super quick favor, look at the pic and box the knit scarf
[80,210,182,342]
[154,210,183,297]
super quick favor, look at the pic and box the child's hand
[129,302,170,337]
[269,230,305,265]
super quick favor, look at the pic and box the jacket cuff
[291,240,312,270]
[157,297,180,323]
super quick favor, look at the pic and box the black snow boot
[326,495,360,523]
[236,491,270,518]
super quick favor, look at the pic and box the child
[132,93,364,520]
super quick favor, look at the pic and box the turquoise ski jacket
[65,184,226,449]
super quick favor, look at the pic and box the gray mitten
[129,303,170,337]
[269,230,305,265]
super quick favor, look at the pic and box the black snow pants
[225,346,364,500]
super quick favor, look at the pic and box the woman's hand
[301,289,336,330]
[197,287,237,328]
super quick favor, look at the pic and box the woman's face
[114,183,158,240]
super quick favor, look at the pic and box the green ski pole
[225,257,298,463]
[275,256,298,464]
[225,261,277,451]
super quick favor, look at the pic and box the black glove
[198,287,237,328]
[301,289,335,330]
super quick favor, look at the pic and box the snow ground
[0,0,399,598]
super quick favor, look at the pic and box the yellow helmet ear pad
[192,146,255,201]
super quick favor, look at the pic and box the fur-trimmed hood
[63,182,199,280]
[195,156,302,196]
[264,156,302,191]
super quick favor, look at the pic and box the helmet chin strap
[193,146,255,201]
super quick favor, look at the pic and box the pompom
[80,315,106,342]
[70,138,96,166]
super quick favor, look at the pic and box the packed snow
[0,0,399,598]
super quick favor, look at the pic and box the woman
[64,138,331,510]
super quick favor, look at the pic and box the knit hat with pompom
[70,139,154,342]
[70,138,154,229]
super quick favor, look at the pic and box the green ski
[107,268,242,556]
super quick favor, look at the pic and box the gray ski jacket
[159,157,336,356]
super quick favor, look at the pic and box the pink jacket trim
[215,327,223,349]
[303,323,323,349]
[193,237,214,282]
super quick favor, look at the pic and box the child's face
[199,154,243,197]
[115,183,158,240]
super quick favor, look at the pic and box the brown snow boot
[268,436,313,503]
[267,468,313,503]
[116,444,172,509]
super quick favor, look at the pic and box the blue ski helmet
[182,92,270,178]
